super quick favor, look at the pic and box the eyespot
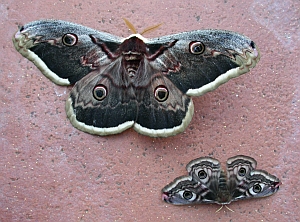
[189,41,205,54]
[252,184,262,193]
[93,85,107,101]
[183,191,193,200]
[249,183,264,196]
[238,167,247,177]
[62,33,78,46]
[154,86,169,102]
[198,170,207,179]
[178,190,197,201]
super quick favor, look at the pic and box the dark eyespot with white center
[183,191,193,200]
[249,183,263,195]
[62,33,78,46]
[198,170,207,179]
[179,190,196,201]
[189,41,205,54]
[238,167,247,177]
[154,86,169,102]
[93,85,107,101]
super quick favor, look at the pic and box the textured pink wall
[1,0,299,221]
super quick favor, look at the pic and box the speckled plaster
[0,0,299,221]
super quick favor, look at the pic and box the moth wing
[13,19,122,85]
[147,29,260,96]
[66,65,138,135]
[242,170,281,199]
[162,157,222,205]
[226,155,280,201]
[133,74,193,137]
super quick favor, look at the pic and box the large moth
[13,20,260,137]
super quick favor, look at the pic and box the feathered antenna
[140,23,162,35]
[123,18,162,35]
[123,18,138,34]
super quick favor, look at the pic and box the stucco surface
[0,0,299,221]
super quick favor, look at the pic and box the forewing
[161,157,222,205]
[146,29,260,96]
[186,157,222,203]
[13,20,122,85]
[226,155,280,201]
